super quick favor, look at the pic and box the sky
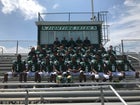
[0,0,140,53]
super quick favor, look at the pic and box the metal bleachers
[0,54,140,105]
[0,82,140,105]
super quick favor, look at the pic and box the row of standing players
[3,43,140,83]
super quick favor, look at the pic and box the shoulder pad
[54,60,58,65]
[104,60,109,64]
[91,59,96,64]
[27,60,32,64]
[39,54,43,58]
[80,62,84,65]
[103,54,109,57]
[116,60,123,64]
[41,61,45,65]
[76,60,80,63]
[38,60,41,64]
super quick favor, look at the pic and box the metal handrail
[127,54,140,62]
[109,85,128,105]
[38,11,108,22]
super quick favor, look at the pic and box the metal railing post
[100,86,104,105]
[38,12,40,21]
[25,90,29,105]
[0,47,3,55]
[121,40,124,55]
[16,40,19,55]
[91,0,94,21]
[68,12,71,21]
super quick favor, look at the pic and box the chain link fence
[121,39,140,54]
[0,40,37,55]
[121,39,140,69]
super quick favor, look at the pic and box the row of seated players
[53,37,91,47]
[3,44,140,83]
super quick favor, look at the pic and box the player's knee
[135,72,139,78]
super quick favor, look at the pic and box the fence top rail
[0,40,37,42]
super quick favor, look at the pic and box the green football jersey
[105,60,117,72]
[28,61,40,72]
[41,61,53,72]
[92,60,104,72]
[12,60,25,72]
